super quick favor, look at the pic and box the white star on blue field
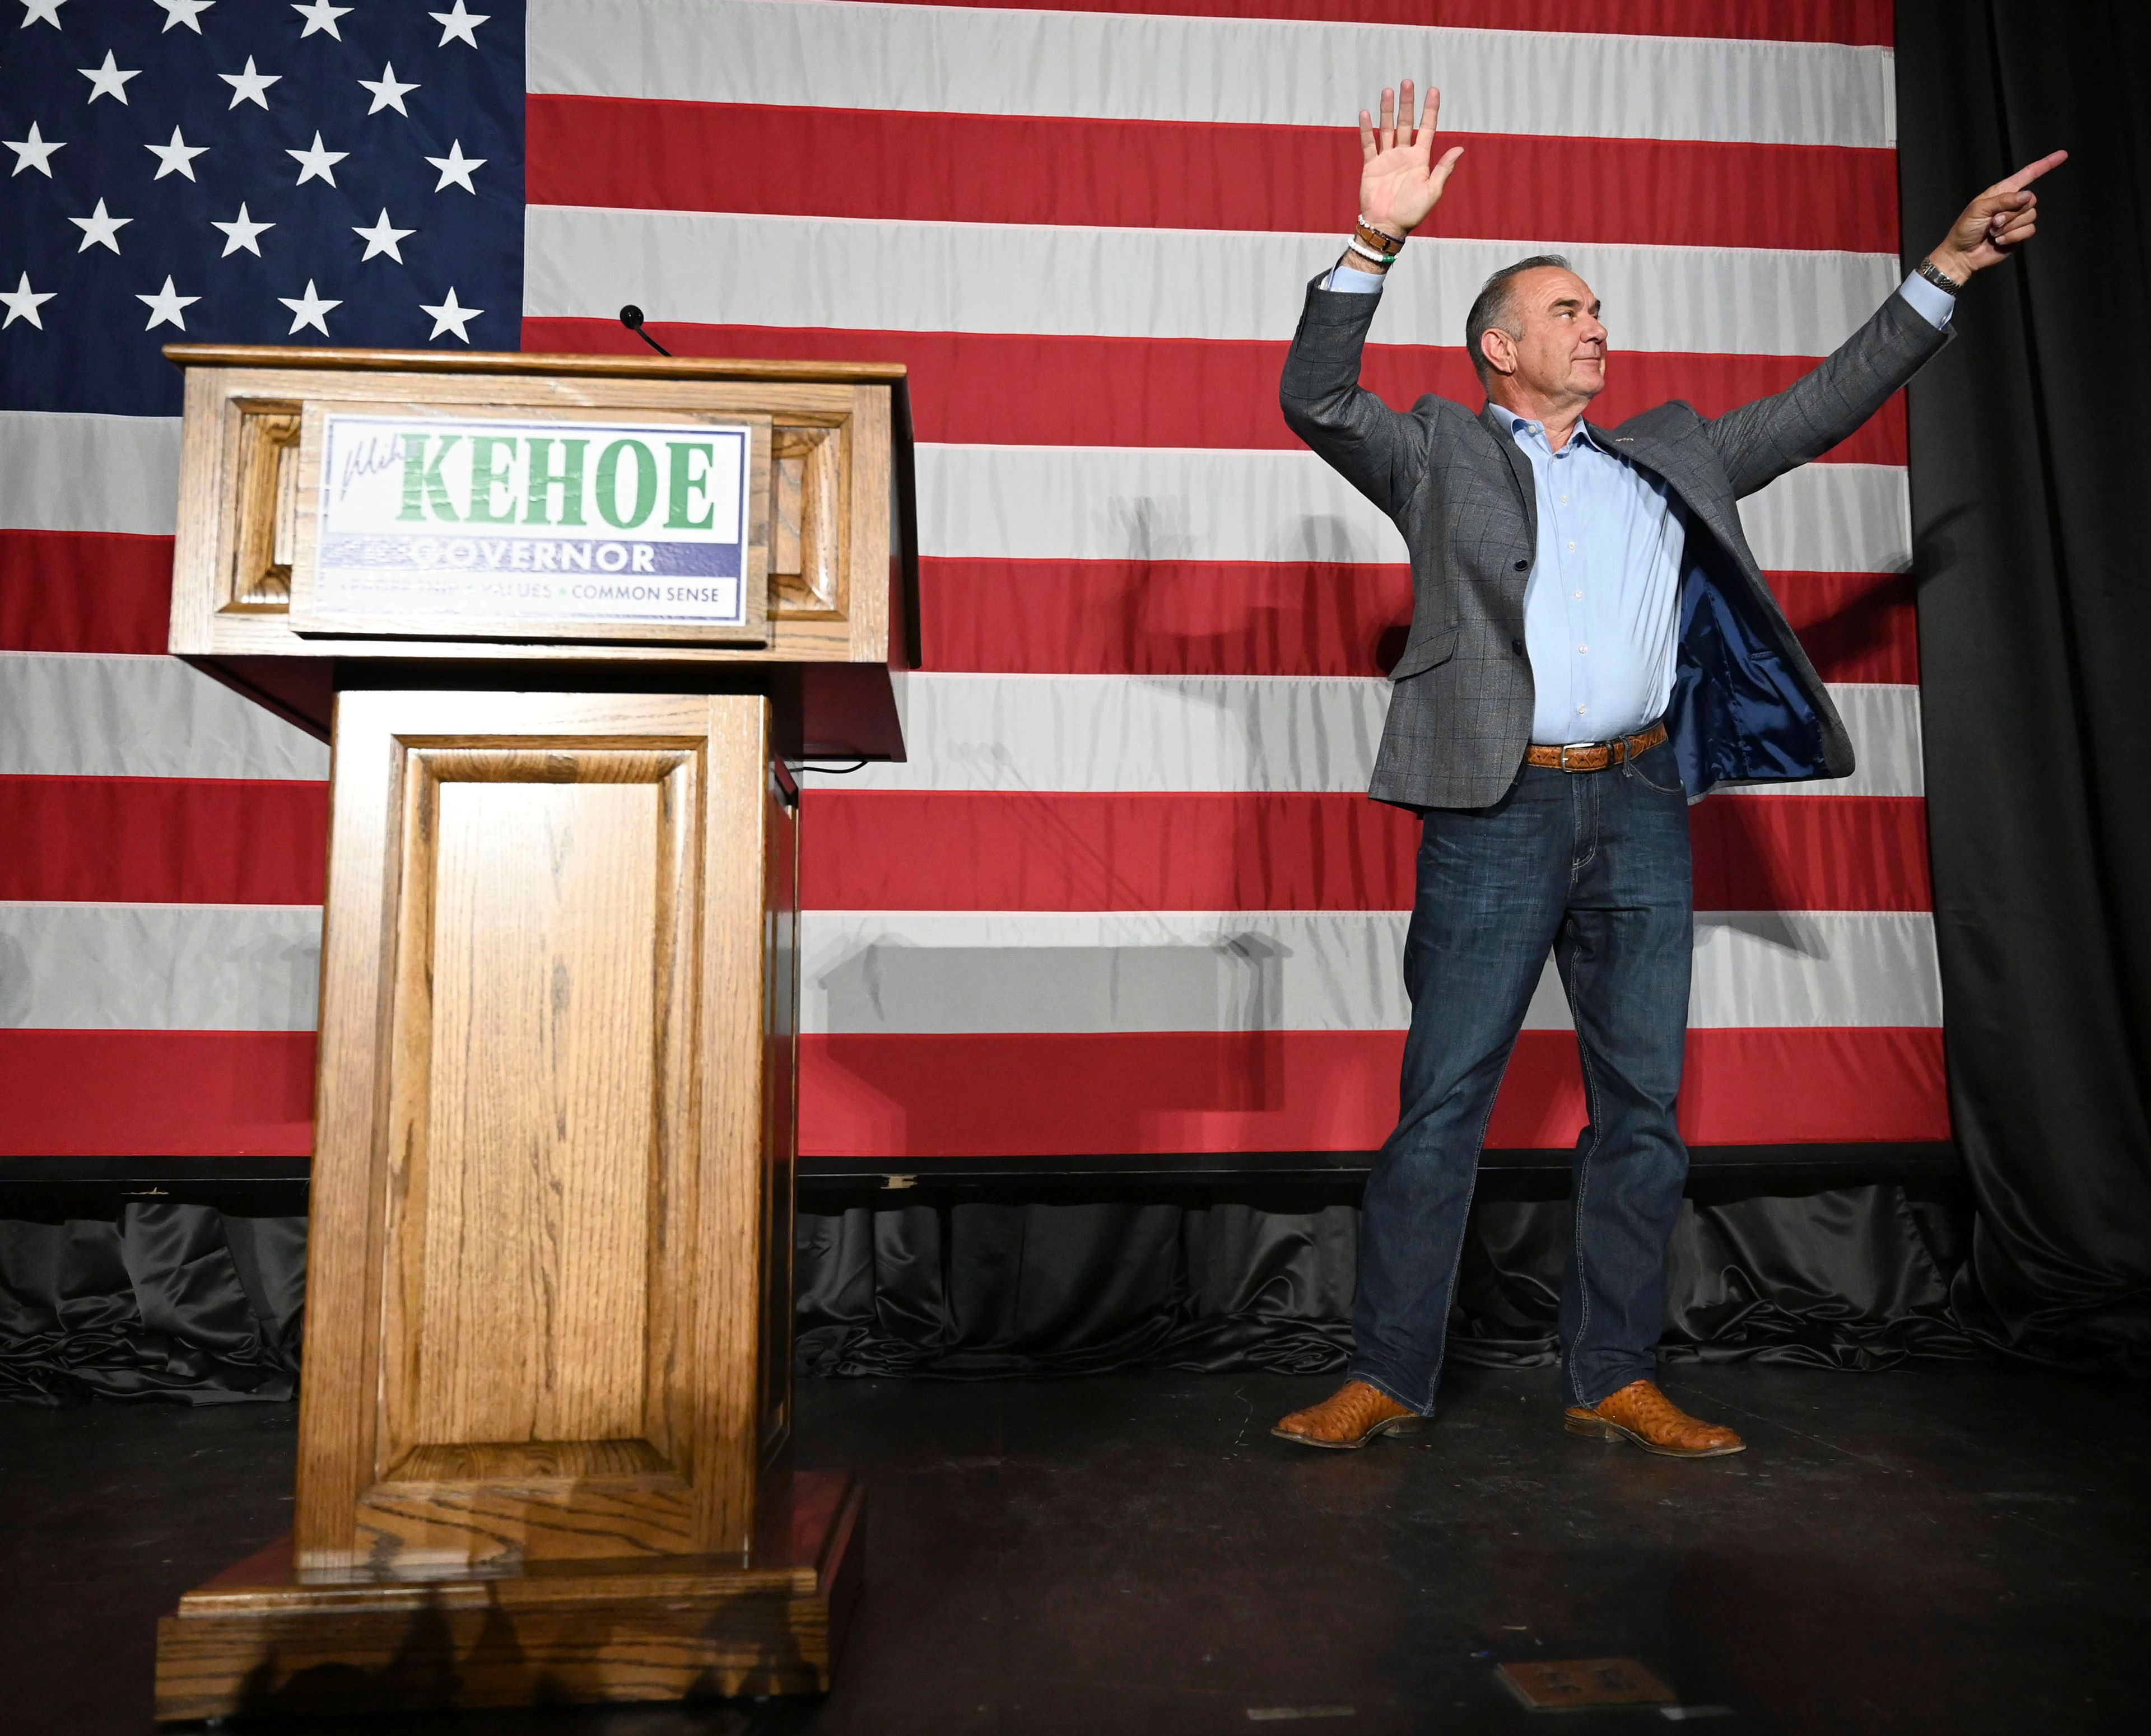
[1,0,524,414]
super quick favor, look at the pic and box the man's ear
[1479,329,1516,379]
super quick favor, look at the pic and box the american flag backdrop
[0,0,1943,1165]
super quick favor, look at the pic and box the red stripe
[0,782,1926,914]
[878,1,1893,47]
[0,1023,1941,1161]
[1774,570,1917,684]
[1,530,174,655]
[799,1025,1947,1156]
[919,559,1413,678]
[800,791,1930,913]
[914,559,1915,682]
[520,320,1908,466]
[0,776,329,904]
[1688,794,1930,912]
[528,97,1897,254]
[0,776,1926,913]
[0,1029,315,1158]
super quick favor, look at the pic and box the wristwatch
[1915,258,1963,295]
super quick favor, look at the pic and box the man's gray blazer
[1279,277,1950,809]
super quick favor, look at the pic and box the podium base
[153,1472,862,1722]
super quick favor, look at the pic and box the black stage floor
[6,1364,2147,1735]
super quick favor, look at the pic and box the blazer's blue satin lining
[1670,548,1828,797]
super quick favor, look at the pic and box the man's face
[1486,268,1608,402]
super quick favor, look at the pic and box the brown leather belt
[1524,719,1668,772]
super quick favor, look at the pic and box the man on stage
[1273,81,2060,1457]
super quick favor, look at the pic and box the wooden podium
[149,346,916,1720]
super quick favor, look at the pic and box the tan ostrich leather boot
[1272,1379,1422,1450]
[1565,1378,1746,1458]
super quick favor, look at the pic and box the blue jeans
[1349,735,1693,1414]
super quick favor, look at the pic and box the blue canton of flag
[1,0,525,416]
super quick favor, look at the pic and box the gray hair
[1464,254,1573,387]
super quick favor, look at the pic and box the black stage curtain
[0,1206,302,1404]
[2,1187,1977,1402]
[1897,1,2151,1369]
[800,1185,1982,1377]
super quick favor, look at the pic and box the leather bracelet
[1915,258,1963,295]
[1353,219,1405,259]
[1343,235,1396,269]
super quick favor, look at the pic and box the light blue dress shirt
[1504,410,1686,742]
[1319,260,1956,743]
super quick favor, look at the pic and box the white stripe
[1727,682,1924,800]
[1687,911,1939,1030]
[1741,463,1911,575]
[856,673,1389,795]
[0,415,1912,577]
[529,1,1894,148]
[807,675,1922,798]
[525,208,1901,361]
[0,902,320,1031]
[0,653,329,780]
[2,658,1911,798]
[916,446,1908,574]
[0,900,1937,1038]
[797,908,1940,1034]
[0,412,181,536]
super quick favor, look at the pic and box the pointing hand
[1929,149,2066,283]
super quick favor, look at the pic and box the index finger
[1998,149,2068,193]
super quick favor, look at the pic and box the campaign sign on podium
[294,407,771,643]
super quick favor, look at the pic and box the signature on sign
[333,432,404,505]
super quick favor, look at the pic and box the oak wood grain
[770,424,844,619]
[155,1477,863,1720]
[354,1475,696,1567]
[843,384,893,665]
[167,364,235,659]
[296,692,790,1574]
[692,696,776,1558]
[290,684,403,1573]
[224,401,301,612]
[388,1440,670,1482]
[165,342,907,386]
[413,772,658,1445]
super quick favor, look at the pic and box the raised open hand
[1358,80,1464,240]
[1931,150,2067,282]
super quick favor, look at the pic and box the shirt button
[1573,589,1583,599]
[1577,704,1589,715]
[1577,645,1588,655]
[1511,638,1525,655]
[1567,541,1577,551]
[1514,559,1529,572]
[1559,496,1568,505]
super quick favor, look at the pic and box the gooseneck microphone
[618,305,673,357]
